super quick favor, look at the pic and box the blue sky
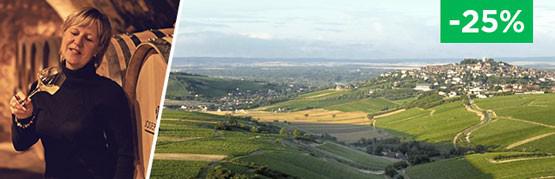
[173,0,555,59]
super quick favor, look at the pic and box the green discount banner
[441,0,533,43]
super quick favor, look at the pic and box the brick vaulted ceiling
[46,0,179,33]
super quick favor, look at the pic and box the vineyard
[151,110,392,178]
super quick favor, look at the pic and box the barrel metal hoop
[149,29,166,39]
[129,33,142,47]
[114,35,132,64]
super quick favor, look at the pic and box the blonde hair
[61,7,112,68]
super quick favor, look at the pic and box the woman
[9,8,135,179]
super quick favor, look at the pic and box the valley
[153,58,555,178]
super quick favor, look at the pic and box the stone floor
[0,133,44,178]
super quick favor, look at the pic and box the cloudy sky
[173,0,555,59]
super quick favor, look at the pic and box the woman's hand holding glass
[9,91,34,120]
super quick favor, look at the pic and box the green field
[471,94,555,152]
[239,150,383,179]
[155,111,278,156]
[155,128,276,156]
[152,110,394,178]
[316,142,397,170]
[376,102,480,144]
[220,108,387,142]
[264,89,354,111]
[475,94,555,125]
[516,133,555,153]
[165,75,191,98]
[264,88,408,114]
[154,93,555,178]
[408,152,555,179]
[370,94,555,178]
[407,157,491,179]
[150,160,209,179]
[151,110,282,178]
[166,72,285,99]
[470,118,554,150]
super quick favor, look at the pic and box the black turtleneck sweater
[12,62,135,179]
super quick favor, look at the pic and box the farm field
[407,152,555,179]
[471,94,555,152]
[470,118,554,150]
[151,110,394,178]
[238,150,383,179]
[325,98,398,113]
[406,157,491,179]
[263,89,353,111]
[151,110,282,178]
[475,94,555,126]
[154,112,277,156]
[376,102,480,144]
[264,88,404,114]
[150,160,210,179]
[516,133,555,153]
[315,142,398,170]
[210,108,392,142]
[224,108,369,124]
[294,123,391,142]
[154,93,555,178]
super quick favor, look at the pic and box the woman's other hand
[9,92,33,119]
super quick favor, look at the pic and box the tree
[207,166,232,179]
[229,119,239,127]
[384,165,398,177]
[304,113,309,118]
[279,128,288,136]
[373,145,384,155]
[332,114,336,118]
[292,129,303,138]
[215,121,228,130]
[250,126,259,133]
[475,145,487,153]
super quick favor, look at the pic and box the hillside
[165,72,299,110]
[408,152,555,179]
[166,72,286,99]
[158,60,555,178]
[378,93,555,178]
[236,91,555,178]
[150,110,395,178]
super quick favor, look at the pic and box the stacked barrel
[97,28,173,178]
[15,28,174,178]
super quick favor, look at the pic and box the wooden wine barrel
[123,37,172,178]
[97,28,173,86]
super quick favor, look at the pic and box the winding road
[452,102,494,149]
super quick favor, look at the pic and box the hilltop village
[381,58,555,99]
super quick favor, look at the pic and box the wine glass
[16,66,66,104]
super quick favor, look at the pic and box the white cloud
[239,32,273,40]
[176,0,555,59]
